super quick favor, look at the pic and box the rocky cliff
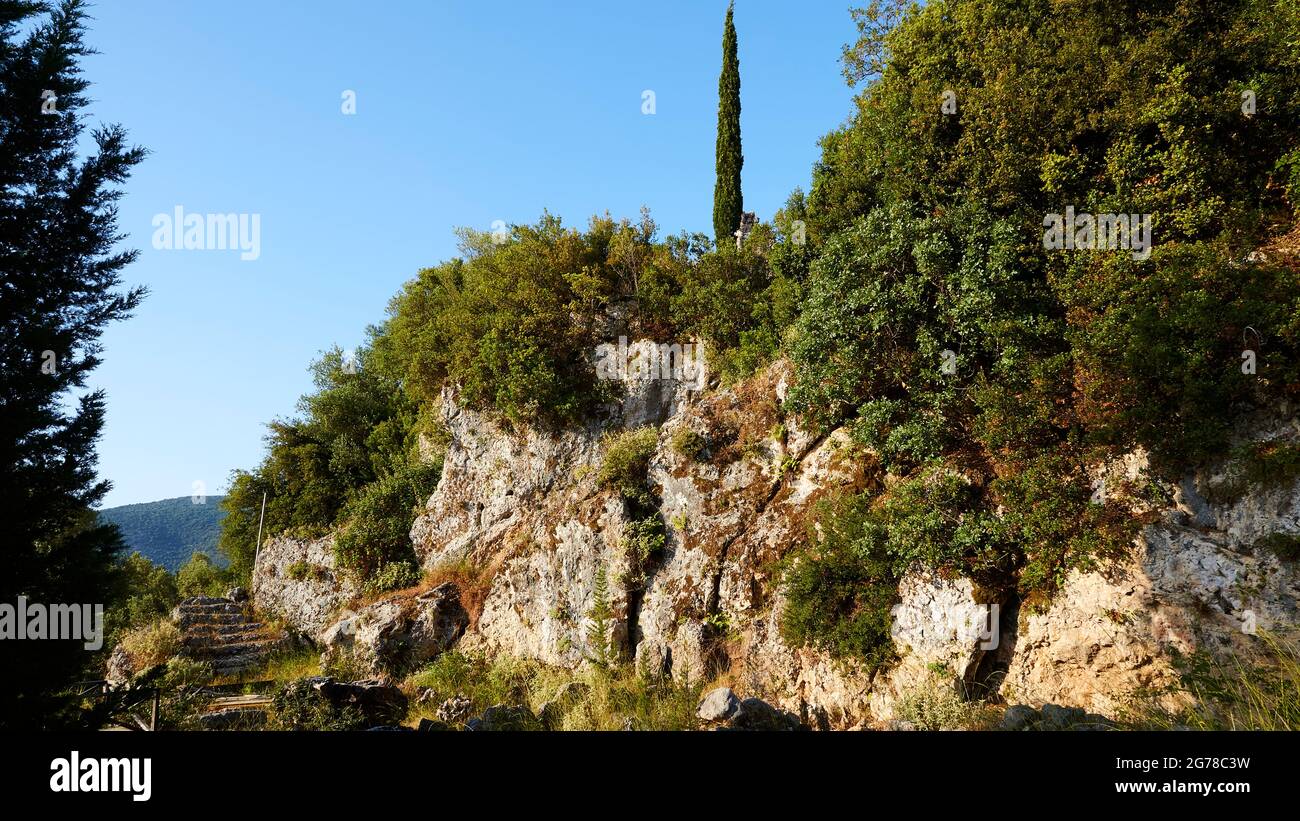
[253,343,1300,728]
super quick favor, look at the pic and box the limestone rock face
[410,349,704,668]
[869,570,1002,721]
[1002,483,1300,714]
[365,349,1300,726]
[319,582,469,677]
[412,357,875,724]
[995,416,1300,715]
[252,534,355,637]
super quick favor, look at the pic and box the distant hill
[99,496,229,572]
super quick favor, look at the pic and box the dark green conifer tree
[712,1,743,246]
[0,0,145,727]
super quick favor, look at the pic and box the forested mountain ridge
[99,496,228,572]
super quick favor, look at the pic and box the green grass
[895,674,998,730]
[213,645,321,691]
[1120,632,1300,730]
[403,651,703,730]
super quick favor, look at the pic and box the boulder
[998,703,1116,731]
[278,676,408,728]
[105,644,134,687]
[320,583,469,676]
[726,697,803,731]
[696,687,740,722]
[435,695,473,724]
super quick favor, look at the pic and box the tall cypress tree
[0,0,144,727]
[712,1,743,246]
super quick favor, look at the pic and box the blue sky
[84,0,860,507]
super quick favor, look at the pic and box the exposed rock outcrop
[1002,435,1300,715]
[319,582,469,676]
[105,644,134,687]
[248,344,1300,728]
[252,534,355,637]
[403,354,1300,727]
[277,677,408,728]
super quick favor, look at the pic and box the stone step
[177,602,244,616]
[179,596,229,607]
[177,612,247,627]
[185,623,267,640]
[186,638,283,659]
[181,637,275,655]
[181,623,268,641]
[210,653,272,676]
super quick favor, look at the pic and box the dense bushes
[105,553,179,644]
[334,463,438,591]
[382,214,658,426]
[779,497,899,670]
[218,205,806,594]
[780,0,1300,662]
[219,343,436,587]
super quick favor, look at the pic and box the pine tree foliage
[0,0,146,727]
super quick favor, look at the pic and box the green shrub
[670,427,708,462]
[779,497,899,670]
[622,517,665,567]
[363,561,422,595]
[119,619,182,670]
[598,427,659,504]
[383,213,672,427]
[334,463,438,582]
[218,344,428,581]
[176,552,228,599]
[105,553,179,645]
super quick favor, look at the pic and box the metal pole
[150,689,159,731]
[253,491,267,581]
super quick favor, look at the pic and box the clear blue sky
[85,0,860,507]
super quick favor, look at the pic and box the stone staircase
[172,595,288,678]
